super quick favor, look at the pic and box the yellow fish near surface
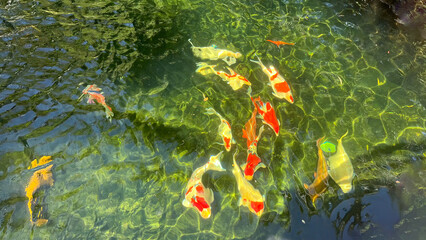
[189,39,242,65]
[26,156,54,227]
[304,137,329,205]
[196,62,251,91]
[232,151,265,216]
[327,131,354,193]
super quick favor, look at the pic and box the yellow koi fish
[232,151,265,216]
[25,156,54,227]
[206,108,235,151]
[304,137,329,205]
[250,55,294,104]
[196,62,251,91]
[189,39,242,65]
[182,152,225,218]
[327,131,354,193]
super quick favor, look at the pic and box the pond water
[0,0,425,239]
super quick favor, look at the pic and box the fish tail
[316,137,325,148]
[188,38,195,47]
[195,62,215,75]
[340,130,349,142]
[207,151,225,172]
[205,107,222,119]
[103,105,114,121]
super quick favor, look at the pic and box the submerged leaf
[321,141,336,153]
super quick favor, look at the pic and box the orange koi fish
[182,152,225,218]
[25,156,54,227]
[304,137,329,205]
[251,96,280,136]
[80,84,114,121]
[189,39,242,65]
[242,108,266,180]
[266,40,295,47]
[196,62,251,91]
[250,55,294,103]
[206,108,235,151]
[232,150,265,216]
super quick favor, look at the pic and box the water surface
[0,0,425,239]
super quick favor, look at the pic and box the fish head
[234,52,242,58]
[250,201,264,216]
[191,196,212,219]
[340,183,353,193]
[208,151,225,171]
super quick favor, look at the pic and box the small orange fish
[304,137,329,205]
[80,84,114,121]
[266,40,295,47]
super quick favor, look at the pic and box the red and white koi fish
[242,108,266,180]
[250,55,294,103]
[80,84,114,121]
[266,40,295,47]
[232,150,265,216]
[206,108,235,151]
[196,62,251,91]
[251,96,280,136]
[182,152,225,219]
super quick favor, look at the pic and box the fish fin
[208,151,225,171]
[238,197,243,206]
[272,92,280,99]
[196,62,215,75]
[226,67,236,75]
[257,126,265,140]
[314,172,317,178]
[340,130,349,142]
[240,162,247,171]
[203,188,214,204]
[303,183,309,190]
[182,199,191,207]
[247,86,252,97]
[254,163,266,172]
[188,38,195,47]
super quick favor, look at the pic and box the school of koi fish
[182,39,355,218]
[24,39,355,226]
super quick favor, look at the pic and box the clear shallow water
[0,0,425,239]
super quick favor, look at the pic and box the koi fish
[25,156,54,227]
[206,108,235,151]
[80,84,114,121]
[241,109,266,180]
[232,150,265,216]
[304,137,329,205]
[327,131,354,193]
[189,39,242,65]
[250,96,280,136]
[266,40,295,47]
[182,152,225,218]
[196,62,251,91]
[250,55,294,103]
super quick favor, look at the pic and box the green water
[0,0,425,239]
